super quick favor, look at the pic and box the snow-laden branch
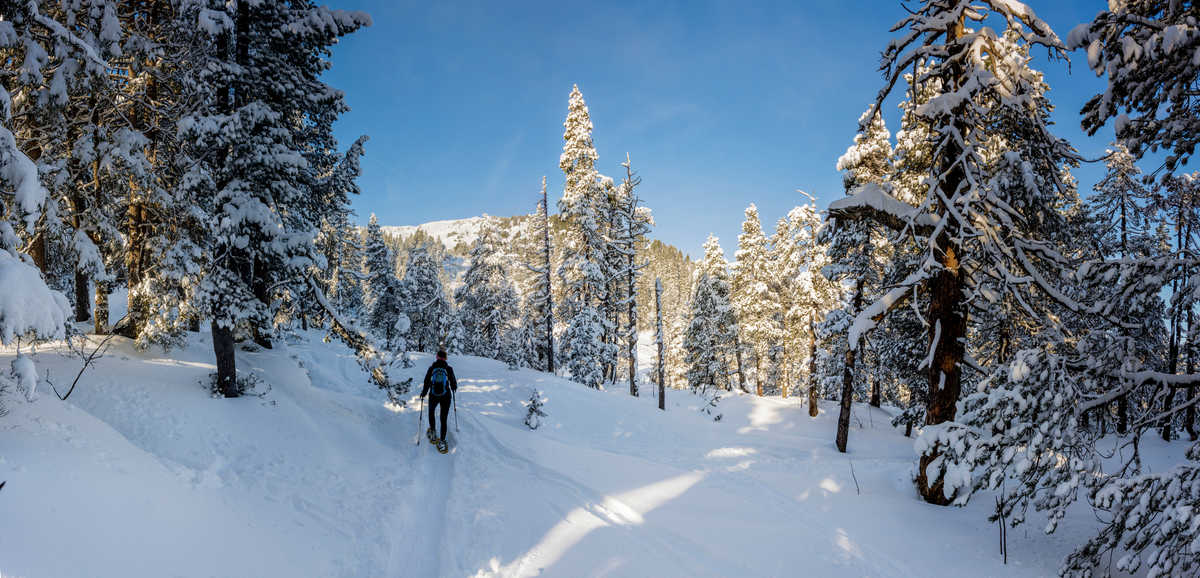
[307,276,401,396]
[827,182,937,235]
[847,265,930,350]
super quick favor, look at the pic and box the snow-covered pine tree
[823,107,892,454]
[557,85,614,389]
[113,0,216,347]
[731,204,781,396]
[827,0,1081,502]
[1071,2,1200,177]
[456,220,519,360]
[178,0,368,395]
[36,0,135,335]
[524,388,547,430]
[769,199,837,400]
[0,0,101,389]
[636,240,695,383]
[312,137,369,326]
[513,306,543,370]
[524,176,556,373]
[876,63,938,433]
[1018,8,1200,570]
[398,245,454,353]
[362,214,403,347]
[1079,144,1158,435]
[684,235,738,395]
[1145,173,1200,441]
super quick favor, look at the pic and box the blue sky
[324,0,1115,257]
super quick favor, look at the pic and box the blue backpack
[430,367,450,396]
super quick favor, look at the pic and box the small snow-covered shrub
[701,390,722,422]
[12,353,38,402]
[384,376,413,408]
[207,372,270,398]
[524,388,547,430]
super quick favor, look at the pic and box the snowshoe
[436,439,448,454]
[426,428,436,443]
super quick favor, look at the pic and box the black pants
[427,394,451,440]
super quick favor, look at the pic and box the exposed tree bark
[28,229,47,273]
[541,181,555,375]
[210,1,240,394]
[911,14,972,507]
[734,336,747,393]
[213,321,239,397]
[836,282,862,453]
[916,240,968,505]
[626,174,639,397]
[89,90,107,336]
[1188,306,1196,440]
[655,278,666,411]
[251,259,273,349]
[74,270,90,322]
[781,348,790,399]
[120,0,162,340]
[869,352,881,407]
[808,316,819,418]
[94,281,109,335]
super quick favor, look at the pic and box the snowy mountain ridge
[380,215,497,249]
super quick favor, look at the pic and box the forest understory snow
[1,318,1183,577]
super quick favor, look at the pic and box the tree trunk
[627,251,638,397]
[1116,199,1129,434]
[213,321,239,397]
[808,317,819,418]
[88,81,107,336]
[28,230,47,274]
[913,14,971,506]
[655,279,666,411]
[734,337,747,393]
[1188,284,1197,440]
[1118,395,1129,435]
[916,239,967,505]
[755,353,763,397]
[869,354,881,407]
[835,345,857,453]
[251,259,273,349]
[835,284,862,453]
[74,270,91,322]
[120,200,148,339]
[1164,293,1180,441]
[94,282,109,335]
[543,185,555,375]
[121,1,161,341]
[781,349,790,399]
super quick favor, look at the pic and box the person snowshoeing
[420,350,458,453]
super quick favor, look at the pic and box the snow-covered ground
[0,330,1182,577]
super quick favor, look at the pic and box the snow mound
[0,251,69,344]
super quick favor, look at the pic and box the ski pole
[415,396,424,446]
[452,388,460,433]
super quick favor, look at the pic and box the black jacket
[420,359,458,397]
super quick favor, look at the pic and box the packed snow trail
[2,330,1183,576]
